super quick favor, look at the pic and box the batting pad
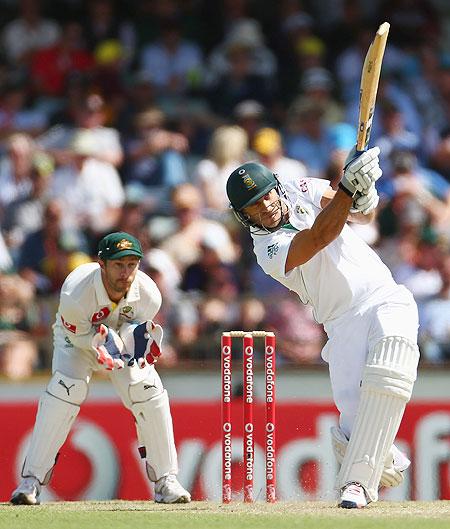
[130,388,178,481]
[22,371,88,483]
[337,336,419,501]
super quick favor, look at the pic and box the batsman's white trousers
[322,284,419,438]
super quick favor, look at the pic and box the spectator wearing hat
[233,99,266,145]
[252,127,307,181]
[49,129,125,235]
[288,67,344,126]
[123,108,188,214]
[39,94,123,168]
[205,18,278,116]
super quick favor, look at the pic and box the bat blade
[357,22,390,152]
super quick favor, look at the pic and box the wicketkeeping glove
[340,146,382,197]
[120,320,163,368]
[92,324,125,370]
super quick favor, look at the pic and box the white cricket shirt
[53,262,162,352]
[252,176,397,323]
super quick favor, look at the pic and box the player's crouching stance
[10,232,190,505]
[226,147,419,509]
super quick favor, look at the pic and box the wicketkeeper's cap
[97,231,143,260]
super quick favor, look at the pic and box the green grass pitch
[1,501,450,529]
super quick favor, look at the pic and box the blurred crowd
[1,0,450,379]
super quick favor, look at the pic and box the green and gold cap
[97,232,143,260]
[226,162,277,211]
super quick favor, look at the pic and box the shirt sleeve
[254,231,297,280]
[300,177,331,208]
[133,274,163,323]
[59,292,97,352]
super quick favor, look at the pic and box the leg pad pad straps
[337,337,419,502]
[22,371,88,484]
[130,387,178,482]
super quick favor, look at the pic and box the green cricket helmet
[227,162,277,211]
[226,161,288,233]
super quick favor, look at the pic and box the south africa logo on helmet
[226,162,277,211]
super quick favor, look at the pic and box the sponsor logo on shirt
[91,307,111,323]
[61,315,77,333]
[267,243,279,259]
[299,179,309,192]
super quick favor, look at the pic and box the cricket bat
[356,22,390,152]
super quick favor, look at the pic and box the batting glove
[120,320,163,368]
[92,324,125,370]
[340,146,382,197]
[352,185,379,215]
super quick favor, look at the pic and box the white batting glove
[352,185,379,215]
[340,146,382,197]
[92,324,125,370]
[120,320,163,368]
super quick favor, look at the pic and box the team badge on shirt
[120,306,135,320]
[267,243,279,259]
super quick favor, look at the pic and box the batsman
[10,231,191,505]
[226,148,419,508]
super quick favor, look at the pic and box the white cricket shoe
[338,481,369,509]
[154,474,191,504]
[10,477,41,505]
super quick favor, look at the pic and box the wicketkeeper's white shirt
[252,175,397,324]
[53,262,162,352]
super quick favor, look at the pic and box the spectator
[140,16,204,99]
[419,254,450,362]
[0,271,38,379]
[252,127,308,181]
[233,99,266,145]
[194,125,248,215]
[83,0,136,66]
[30,21,94,99]
[288,67,344,125]
[160,183,237,271]
[1,0,60,67]
[17,199,90,296]
[123,107,188,213]
[0,133,34,215]
[40,94,123,168]
[0,81,48,140]
[49,129,125,235]
[2,151,54,258]
[206,19,277,116]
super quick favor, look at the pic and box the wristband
[338,182,356,198]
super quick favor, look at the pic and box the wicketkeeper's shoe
[338,481,369,509]
[154,474,191,504]
[10,477,41,505]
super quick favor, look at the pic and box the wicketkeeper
[11,232,191,505]
[226,148,419,508]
